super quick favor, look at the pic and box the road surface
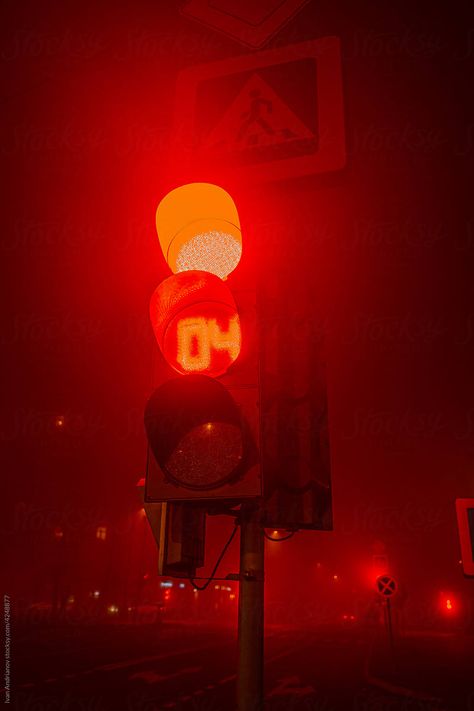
[13,620,474,710]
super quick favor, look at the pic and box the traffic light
[258,260,333,531]
[144,183,261,503]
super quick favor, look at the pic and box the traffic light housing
[144,183,261,504]
[137,479,206,577]
[257,262,333,531]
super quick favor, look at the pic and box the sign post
[376,574,397,660]
[237,503,264,711]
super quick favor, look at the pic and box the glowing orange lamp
[155,183,242,280]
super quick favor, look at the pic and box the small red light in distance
[440,592,457,615]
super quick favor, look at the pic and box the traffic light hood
[155,183,242,280]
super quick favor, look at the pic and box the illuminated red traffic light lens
[150,270,241,377]
[145,376,245,490]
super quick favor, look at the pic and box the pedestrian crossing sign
[173,37,345,183]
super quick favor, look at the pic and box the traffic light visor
[156,183,242,279]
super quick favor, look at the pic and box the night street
[3,1,474,709]
[14,620,474,710]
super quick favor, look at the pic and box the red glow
[439,592,457,615]
[268,529,288,540]
[150,270,241,377]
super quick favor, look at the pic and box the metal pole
[385,597,397,674]
[237,503,264,711]
[386,598,394,653]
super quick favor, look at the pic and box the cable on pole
[190,523,239,590]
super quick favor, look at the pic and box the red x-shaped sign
[376,575,397,597]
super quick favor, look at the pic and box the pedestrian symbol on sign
[205,74,314,153]
[238,88,274,145]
